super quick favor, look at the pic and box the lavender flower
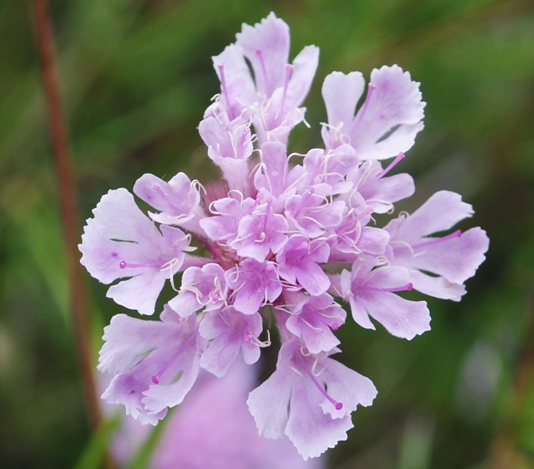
[80,12,489,460]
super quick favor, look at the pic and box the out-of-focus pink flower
[104,362,324,469]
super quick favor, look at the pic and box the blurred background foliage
[0,0,533,467]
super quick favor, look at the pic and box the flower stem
[32,0,105,446]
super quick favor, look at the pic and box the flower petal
[400,227,490,284]
[236,12,290,96]
[390,191,474,241]
[285,380,353,460]
[247,367,292,440]
[288,45,320,107]
[361,292,430,340]
[408,269,467,301]
[351,65,425,159]
[321,71,365,147]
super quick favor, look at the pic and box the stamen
[360,282,413,293]
[208,276,224,304]
[273,304,290,314]
[151,334,196,384]
[236,126,251,159]
[333,121,351,145]
[251,192,264,212]
[255,49,269,94]
[359,153,405,192]
[411,230,462,250]
[244,329,271,348]
[180,283,203,301]
[350,83,376,135]
[210,292,220,302]
[260,198,273,238]
[232,189,248,204]
[119,260,163,270]
[301,318,322,332]
[255,232,267,243]
[275,64,293,121]
[296,353,343,410]
[216,64,232,117]
[152,184,182,210]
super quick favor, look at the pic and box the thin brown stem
[31,0,102,435]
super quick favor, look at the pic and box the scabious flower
[80,12,489,460]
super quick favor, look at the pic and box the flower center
[255,49,270,95]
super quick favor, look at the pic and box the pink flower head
[81,12,488,461]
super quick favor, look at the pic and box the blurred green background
[1,0,533,467]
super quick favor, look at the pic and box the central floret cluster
[79,13,489,459]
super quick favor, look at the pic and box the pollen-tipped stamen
[275,64,293,122]
[151,334,196,384]
[258,198,273,241]
[411,230,462,250]
[216,64,234,120]
[350,83,376,135]
[244,329,271,348]
[152,184,186,214]
[255,49,270,95]
[359,153,405,192]
[297,353,343,411]
[119,260,164,270]
[360,282,413,293]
